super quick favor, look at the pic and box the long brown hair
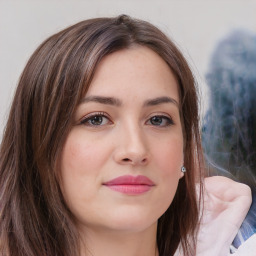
[0,15,203,256]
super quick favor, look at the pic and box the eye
[146,115,174,127]
[80,112,112,127]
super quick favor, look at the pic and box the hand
[196,176,252,256]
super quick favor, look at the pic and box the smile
[103,175,155,195]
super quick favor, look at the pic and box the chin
[103,219,157,234]
[98,206,162,233]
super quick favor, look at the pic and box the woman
[0,15,252,256]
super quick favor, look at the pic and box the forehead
[86,46,180,104]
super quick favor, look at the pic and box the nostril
[119,156,148,165]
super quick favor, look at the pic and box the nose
[113,123,150,166]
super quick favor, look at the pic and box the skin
[60,46,184,256]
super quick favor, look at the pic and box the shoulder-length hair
[0,15,203,256]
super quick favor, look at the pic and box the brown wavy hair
[0,15,203,256]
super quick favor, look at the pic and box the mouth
[103,175,155,195]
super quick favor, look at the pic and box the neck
[79,223,159,256]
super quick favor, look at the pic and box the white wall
[1,0,256,139]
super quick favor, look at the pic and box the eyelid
[145,113,175,126]
[79,111,112,125]
[147,112,174,121]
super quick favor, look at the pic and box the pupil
[91,116,102,125]
[151,116,162,125]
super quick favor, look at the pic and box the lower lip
[104,184,153,195]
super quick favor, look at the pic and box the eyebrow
[143,96,179,108]
[80,95,179,108]
[80,96,122,106]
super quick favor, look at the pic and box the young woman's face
[60,46,184,235]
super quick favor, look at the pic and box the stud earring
[181,166,186,173]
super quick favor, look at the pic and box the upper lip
[103,175,155,186]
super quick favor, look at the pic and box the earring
[181,166,186,173]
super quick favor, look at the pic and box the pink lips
[103,175,155,195]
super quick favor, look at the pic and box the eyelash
[146,115,174,127]
[80,112,112,126]
[80,113,174,127]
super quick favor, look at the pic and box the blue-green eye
[147,115,174,127]
[80,113,111,126]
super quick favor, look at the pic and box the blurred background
[1,0,256,140]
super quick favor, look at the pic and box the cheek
[153,136,184,176]
[59,131,109,202]
[62,137,95,169]
[151,136,183,210]
[60,131,110,177]
[59,130,114,220]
